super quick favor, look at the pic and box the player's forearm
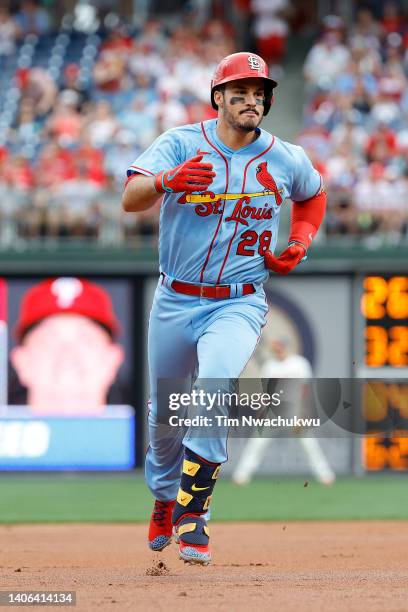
[122,175,160,212]
[289,190,327,249]
[123,155,216,213]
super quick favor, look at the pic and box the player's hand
[154,155,216,194]
[264,243,307,275]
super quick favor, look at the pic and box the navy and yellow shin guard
[172,447,221,564]
[173,447,221,524]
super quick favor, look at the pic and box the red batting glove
[264,243,307,275]
[154,155,216,194]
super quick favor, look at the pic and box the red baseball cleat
[173,515,211,565]
[148,499,176,551]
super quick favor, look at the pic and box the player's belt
[162,275,256,299]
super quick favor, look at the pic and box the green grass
[0,474,407,523]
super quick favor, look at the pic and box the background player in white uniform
[232,337,336,486]
[122,52,327,565]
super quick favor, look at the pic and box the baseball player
[232,337,336,486]
[123,52,326,565]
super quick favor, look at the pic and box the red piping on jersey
[129,165,155,176]
[215,222,239,284]
[199,122,229,283]
[216,135,275,284]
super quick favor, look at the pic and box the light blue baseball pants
[145,276,268,501]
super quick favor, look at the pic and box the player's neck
[216,120,259,150]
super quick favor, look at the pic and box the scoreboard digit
[361,276,408,470]
[361,276,408,367]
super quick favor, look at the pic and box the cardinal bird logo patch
[256,161,283,206]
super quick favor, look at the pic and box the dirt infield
[1,522,407,611]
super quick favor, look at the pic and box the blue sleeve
[290,145,322,202]
[126,129,183,178]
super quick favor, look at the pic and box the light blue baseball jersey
[127,118,321,285]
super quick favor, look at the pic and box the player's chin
[237,114,262,131]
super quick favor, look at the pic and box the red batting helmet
[211,52,278,116]
[14,277,120,340]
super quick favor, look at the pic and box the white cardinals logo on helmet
[247,55,261,70]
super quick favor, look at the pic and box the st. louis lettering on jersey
[127,118,321,285]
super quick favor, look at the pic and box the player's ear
[213,89,224,109]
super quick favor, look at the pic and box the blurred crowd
[0,0,320,247]
[3,1,405,248]
[0,1,240,245]
[300,4,408,244]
